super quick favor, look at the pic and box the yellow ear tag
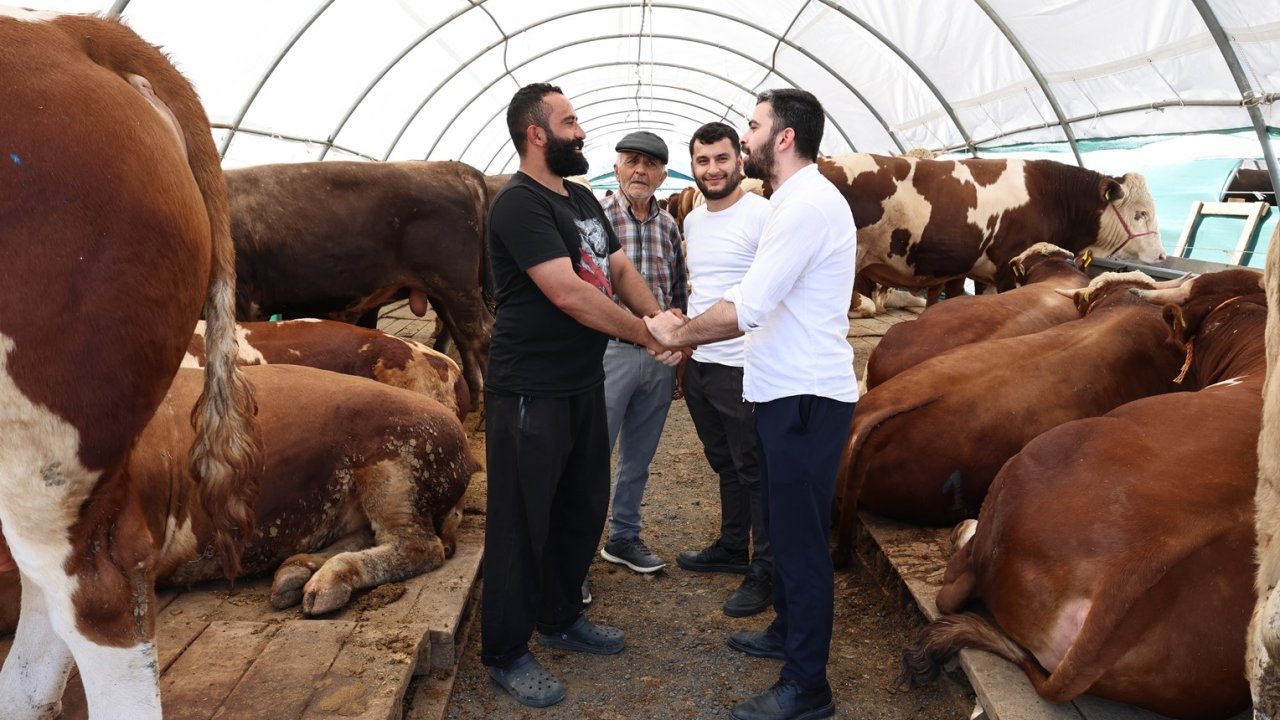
[1080,250,1092,269]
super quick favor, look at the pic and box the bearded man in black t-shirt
[480,83,683,709]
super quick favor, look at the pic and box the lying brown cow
[227,160,493,397]
[834,272,1188,546]
[183,319,470,421]
[0,11,261,718]
[865,243,1089,388]
[0,365,478,631]
[817,154,1166,294]
[903,268,1266,720]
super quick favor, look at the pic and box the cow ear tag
[1079,250,1093,269]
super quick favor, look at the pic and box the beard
[743,133,777,181]
[695,164,744,201]
[545,130,589,177]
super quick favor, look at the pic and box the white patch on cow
[0,334,92,586]
[279,318,322,324]
[827,153,881,185]
[1208,376,1245,389]
[1036,597,1091,671]
[0,6,62,21]
[951,519,978,552]
[64,639,161,718]
[234,324,267,365]
[156,514,198,574]
[0,575,72,717]
[950,161,1032,280]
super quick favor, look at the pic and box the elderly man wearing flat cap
[595,130,689,581]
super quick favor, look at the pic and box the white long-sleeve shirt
[723,163,859,403]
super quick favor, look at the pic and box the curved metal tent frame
[100,0,1277,196]
[454,67,757,167]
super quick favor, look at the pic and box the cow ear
[1162,304,1189,343]
[1102,178,1127,204]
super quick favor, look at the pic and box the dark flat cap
[615,130,668,165]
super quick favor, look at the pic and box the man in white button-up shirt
[646,89,857,720]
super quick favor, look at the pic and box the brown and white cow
[864,243,1089,388]
[0,364,477,633]
[818,153,1166,295]
[902,268,1267,720]
[227,160,493,397]
[144,367,475,615]
[833,272,1188,548]
[1251,225,1280,718]
[183,319,470,421]
[0,11,260,719]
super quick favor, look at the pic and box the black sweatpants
[480,387,611,669]
[756,394,856,690]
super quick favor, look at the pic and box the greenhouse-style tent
[18,0,1280,259]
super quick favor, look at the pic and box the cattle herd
[1,10,1278,720]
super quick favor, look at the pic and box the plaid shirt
[601,193,688,313]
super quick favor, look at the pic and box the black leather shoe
[727,626,785,660]
[730,679,834,720]
[724,569,773,617]
[676,541,749,574]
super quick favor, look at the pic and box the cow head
[1094,173,1166,265]
[1056,270,1180,315]
[1135,269,1264,347]
[1008,242,1075,286]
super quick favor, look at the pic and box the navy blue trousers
[755,394,856,690]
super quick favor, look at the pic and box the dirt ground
[438,325,976,719]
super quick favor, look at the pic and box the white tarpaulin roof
[20,0,1280,186]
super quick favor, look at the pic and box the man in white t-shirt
[647,89,857,720]
[676,122,775,620]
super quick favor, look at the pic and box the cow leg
[300,459,447,616]
[270,528,374,610]
[430,296,492,397]
[0,573,72,719]
[439,503,463,559]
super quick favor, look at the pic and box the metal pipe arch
[454,62,763,164]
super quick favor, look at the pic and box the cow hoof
[302,582,353,616]
[270,565,314,609]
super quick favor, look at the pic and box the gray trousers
[603,340,676,541]
[683,358,771,571]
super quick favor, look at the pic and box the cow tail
[831,395,940,567]
[160,50,263,581]
[467,164,496,312]
[899,613,1047,690]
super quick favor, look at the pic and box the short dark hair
[688,121,740,157]
[507,83,563,156]
[756,88,824,162]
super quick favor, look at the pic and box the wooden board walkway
[0,515,484,720]
[854,512,1251,720]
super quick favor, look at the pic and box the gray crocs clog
[488,652,565,708]
[538,615,625,655]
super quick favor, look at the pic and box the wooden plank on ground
[214,620,355,719]
[301,621,425,719]
[856,511,1201,720]
[360,515,485,670]
[162,621,279,720]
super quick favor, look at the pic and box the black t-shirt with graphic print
[486,172,622,397]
